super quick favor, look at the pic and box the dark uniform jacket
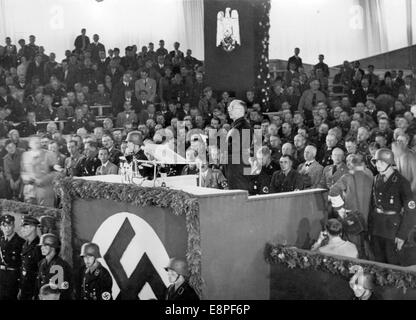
[269,169,304,194]
[369,170,416,240]
[80,262,113,300]
[77,156,101,176]
[249,161,280,195]
[125,148,153,179]
[37,255,73,300]
[19,236,42,300]
[0,233,25,300]
[0,233,25,270]
[64,153,85,177]
[108,147,123,167]
[165,281,199,301]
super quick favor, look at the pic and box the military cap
[21,215,40,226]
[0,214,15,225]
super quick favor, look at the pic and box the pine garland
[55,177,203,298]
[0,199,61,220]
[253,0,271,109]
[265,243,416,291]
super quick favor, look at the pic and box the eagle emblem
[216,8,240,52]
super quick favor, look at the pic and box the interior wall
[0,0,204,61]
[199,189,328,299]
[269,0,416,66]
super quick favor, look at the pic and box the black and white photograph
[0,0,416,311]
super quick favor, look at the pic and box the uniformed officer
[37,233,73,300]
[79,242,113,301]
[77,142,101,176]
[0,214,25,300]
[249,146,279,195]
[369,148,416,264]
[269,155,304,194]
[164,258,199,301]
[18,215,43,300]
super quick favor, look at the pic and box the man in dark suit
[156,39,168,57]
[352,78,376,106]
[270,155,304,193]
[25,54,45,84]
[88,34,105,63]
[287,47,303,72]
[111,72,134,115]
[225,100,252,191]
[102,134,122,167]
[0,85,14,109]
[135,90,150,114]
[313,54,330,77]
[169,42,184,61]
[74,28,90,53]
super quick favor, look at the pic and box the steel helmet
[80,242,101,258]
[38,233,60,249]
[39,215,56,229]
[164,258,188,277]
[372,148,395,165]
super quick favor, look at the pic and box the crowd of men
[1,33,416,273]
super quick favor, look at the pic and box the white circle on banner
[92,212,170,299]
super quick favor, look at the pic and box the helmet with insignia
[372,148,395,165]
[38,233,60,249]
[80,242,101,258]
[164,258,188,277]
[0,214,15,226]
[21,215,40,227]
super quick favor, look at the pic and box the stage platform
[77,174,328,299]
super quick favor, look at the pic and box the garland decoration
[0,199,62,219]
[253,0,272,110]
[265,243,416,291]
[55,177,203,298]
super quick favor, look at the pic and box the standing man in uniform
[164,258,199,301]
[18,215,42,300]
[369,148,416,264]
[328,154,373,259]
[37,233,73,300]
[225,100,252,191]
[0,214,25,300]
[79,242,113,300]
[20,136,58,206]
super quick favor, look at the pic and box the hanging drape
[269,0,416,66]
[0,0,204,61]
